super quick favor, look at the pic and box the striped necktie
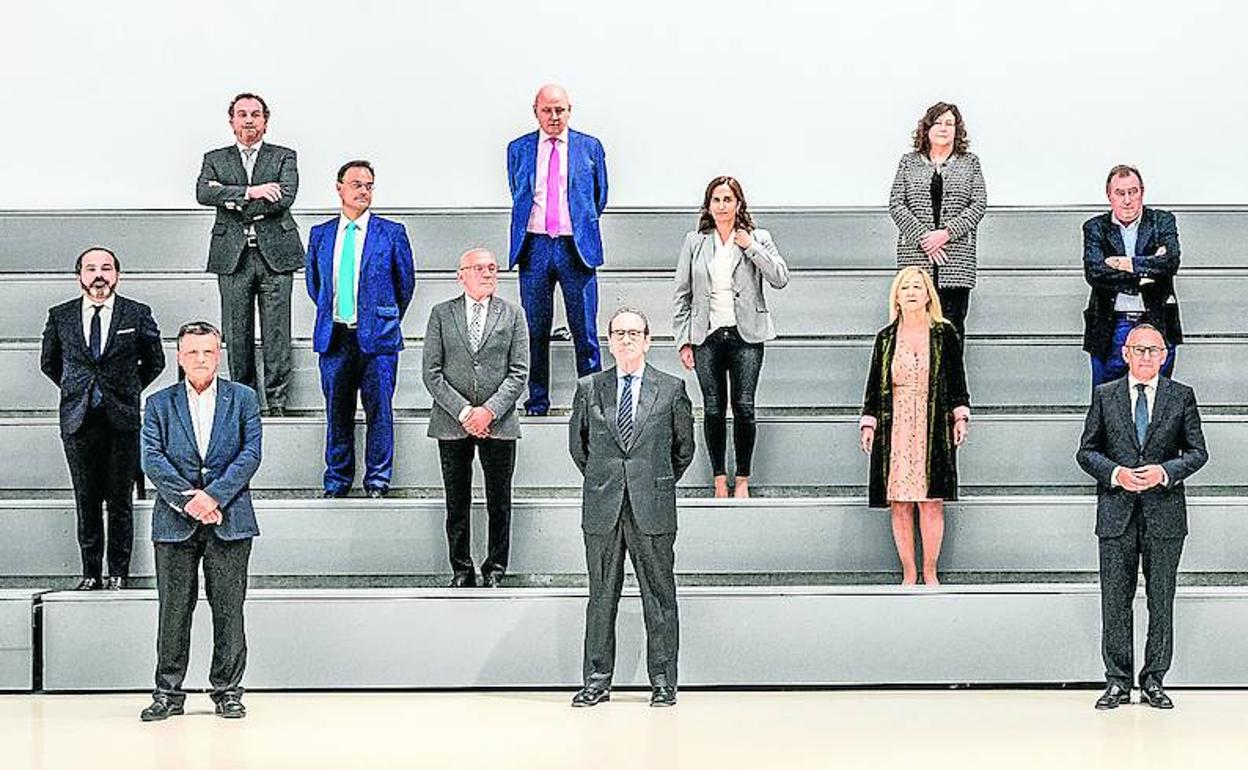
[618,374,634,446]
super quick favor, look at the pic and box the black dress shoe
[365,488,387,499]
[650,686,677,707]
[215,694,246,719]
[140,698,184,722]
[550,326,573,342]
[74,577,102,591]
[571,687,610,707]
[105,576,128,590]
[481,572,503,588]
[1094,684,1131,710]
[322,489,348,499]
[449,573,477,588]
[1141,683,1174,709]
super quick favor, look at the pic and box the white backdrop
[2,0,1244,209]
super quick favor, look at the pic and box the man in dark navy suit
[305,160,415,497]
[40,246,164,590]
[507,84,608,415]
[140,321,263,721]
[1077,324,1207,711]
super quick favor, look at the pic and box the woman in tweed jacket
[888,101,987,339]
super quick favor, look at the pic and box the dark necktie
[89,305,103,359]
[618,374,634,446]
[1134,383,1149,445]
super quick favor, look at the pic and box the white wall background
[2,0,1244,209]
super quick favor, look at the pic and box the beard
[80,277,116,300]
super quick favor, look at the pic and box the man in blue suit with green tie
[508,84,608,415]
[306,160,416,497]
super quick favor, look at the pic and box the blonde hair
[887,266,946,324]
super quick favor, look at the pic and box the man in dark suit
[196,92,304,415]
[139,321,262,722]
[507,83,608,416]
[568,307,695,708]
[1076,324,1207,710]
[305,161,415,498]
[1082,164,1181,388]
[423,248,528,587]
[40,246,164,590]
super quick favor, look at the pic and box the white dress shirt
[332,210,370,325]
[708,233,739,331]
[1111,372,1168,488]
[236,140,263,237]
[185,378,218,460]
[80,294,115,354]
[616,362,645,418]
[1112,215,1146,313]
[526,129,573,236]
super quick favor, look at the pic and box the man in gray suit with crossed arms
[196,92,304,416]
[568,307,695,708]
[1077,323,1207,711]
[423,248,529,588]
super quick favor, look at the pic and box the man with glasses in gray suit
[423,249,529,588]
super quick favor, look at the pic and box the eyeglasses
[1126,345,1164,357]
[609,329,646,341]
[459,264,498,275]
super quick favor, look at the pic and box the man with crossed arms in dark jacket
[1077,323,1207,711]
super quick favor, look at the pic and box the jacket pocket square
[117,328,136,334]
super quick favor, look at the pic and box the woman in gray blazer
[888,101,987,339]
[673,176,789,498]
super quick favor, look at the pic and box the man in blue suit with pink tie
[306,160,415,497]
[508,84,608,415]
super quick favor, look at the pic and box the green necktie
[337,221,358,320]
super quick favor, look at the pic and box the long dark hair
[912,102,969,156]
[696,175,755,234]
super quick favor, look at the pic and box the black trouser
[154,524,253,705]
[582,494,678,690]
[692,326,764,477]
[936,287,971,341]
[62,408,137,578]
[218,245,293,410]
[438,438,516,579]
[1098,505,1184,689]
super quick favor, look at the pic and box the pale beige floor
[4,690,1248,770]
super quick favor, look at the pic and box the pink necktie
[545,138,561,237]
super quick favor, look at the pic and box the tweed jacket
[672,227,790,348]
[888,151,987,289]
[860,320,970,508]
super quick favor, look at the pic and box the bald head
[457,247,499,301]
[533,84,571,136]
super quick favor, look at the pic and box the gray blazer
[195,143,305,274]
[568,365,695,535]
[672,228,790,348]
[423,294,529,440]
[1076,376,1208,539]
[888,151,987,289]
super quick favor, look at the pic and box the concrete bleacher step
[1,335,1244,411]
[3,268,1245,341]
[2,412,1242,491]
[33,583,1248,690]
[3,206,1247,272]
[0,589,37,691]
[4,496,1247,579]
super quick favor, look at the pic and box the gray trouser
[217,246,292,409]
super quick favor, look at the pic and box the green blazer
[861,320,970,508]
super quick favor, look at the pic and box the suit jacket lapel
[171,384,201,461]
[1112,378,1140,450]
[1142,378,1173,451]
[479,296,504,345]
[205,380,233,463]
[450,295,472,350]
[251,144,276,184]
[596,369,625,451]
[525,131,540,190]
[629,376,660,450]
[101,297,123,357]
[359,214,381,276]
[1106,218,1127,258]
[1136,208,1154,256]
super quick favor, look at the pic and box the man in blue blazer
[306,160,416,497]
[507,84,608,415]
[140,321,262,721]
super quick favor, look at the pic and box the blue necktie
[618,375,634,446]
[1134,383,1149,446]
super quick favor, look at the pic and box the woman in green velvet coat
[859,267,970,585]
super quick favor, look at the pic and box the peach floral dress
[887,335,935,502]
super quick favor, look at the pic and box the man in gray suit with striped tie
[568,307,695,708]
[423,249,529,588]
[1077,324,1207,711]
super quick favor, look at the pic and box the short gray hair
[607,306,649,336]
